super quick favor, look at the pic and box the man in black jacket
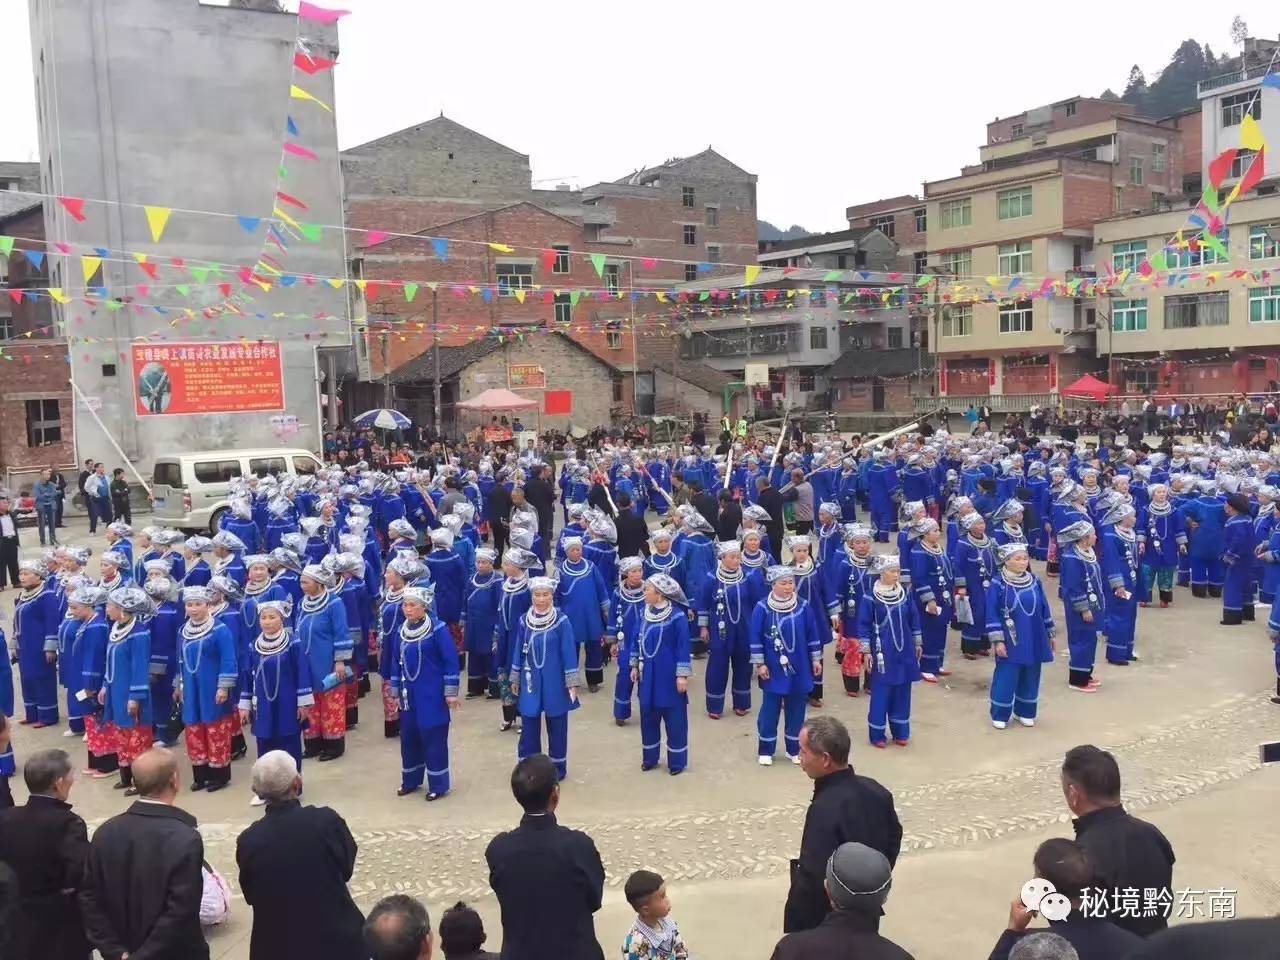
[524,464,557,551]
[755,476,786,563]
[784,717,902,934]
[1061,745,1175,937]
[613,493,650,560]
[80,747,208,960]
[716,489,743,543]
[488,481,513,558]
[236,751,365,960]
[0,749,92,960]
[689,480,718,531]
[485,755,605,960]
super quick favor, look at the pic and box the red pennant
[8,290,23,304]
[1237,148,1266,194]
[170,257,186,269]
[1208,148,1238,189]
[365,282,380,301]
[58,196,87,222]
[542,291,554,304]
[219,283,233,297]
[276,190,309,211]
[138,262,159,280]
[540,248,559,273]
[293,51,338,75]
[640,258,657,270]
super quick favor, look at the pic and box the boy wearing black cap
[622,870,689,960]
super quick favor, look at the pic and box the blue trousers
[705,637,752,715]
[256,733,302,771]
[1223,565,1254,612]
[401,723,450,795]
[870,504,896,542]
[37,505,57,545]
[1065,621,1099,686]
[757,691,807,757]
[20,663,59,724]
[1190,556,1223,588]
[467,649,493,687]
[519,712,568,780]
[613,663,634,721]
[64,689,85,735]
[641,703,688,771]
[1176,550,1191,586]
[919,603,951,675]
[990,660,1042,723]
[1104,597,1137,663]
[868,680,912,744]
[582,639,605,686]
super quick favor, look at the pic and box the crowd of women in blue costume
[6,432,1280,803]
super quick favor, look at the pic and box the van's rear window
[153,463,182,488]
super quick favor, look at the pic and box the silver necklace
[181,616,214,674]
[399,617,433,684]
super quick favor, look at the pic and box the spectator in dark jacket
[488,482,513,557]
[755,476,786,560]
[524,466,557,551]
[485,755,605,960]
[109,468,132,524]
[80,747,208,960]
[689,480,718,532]
[988,838,1141,960]
[716,490,743,543]
[235,752,365,960]
[0,749,92,960]
[784,717,902,933]
[1061,745,1175,938]
[613,493,650,560]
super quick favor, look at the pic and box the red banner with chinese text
[132,341,284,416]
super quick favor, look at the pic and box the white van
[150,448,324,533]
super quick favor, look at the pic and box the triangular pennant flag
[139,262,159,280]
[822,270,842,282]
[238,216,262,234]
[513,289,527,304]
[293,51,338,74]
[482,288,494,304]
[58,196,87,222]
[176,284,190,297]
[81,255,102,283]
[191,265,211,284]
[326,277,345,289]
[365,229,388,246]
[540,248,559,273]
[0,236,13,257]
[218,283,233,297]
[283,142,319,161]
[1202,233,1230,260]
[1241,114,1266,152]
[48,288,70,304]
[404,282,418,302]
[1208,148,1238,189]
[105,298,123,311]
[640,258,657,270]
[569,290,581,306]
[143,205,172,243]
[589,253,606,277]
[276,190,309,211]
[431,238,449,261]
[744,265,762,286]
[488,242,515,254]
[289,84,333,112]
[24,250,44,269]
[8,289,23,304]
[297,1,350,23]
[1148,251,1168,272]
[1235,147,1266,197]
[1264,73,1280,90]
[1200,185,1220,214]
[299,223,324,242]
[286,115,299,137]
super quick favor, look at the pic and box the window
[998,300,1033,334]
[554,293,572,324]
[1114,185,1123,214]
[913,251,929,275]
[605,329,623,350]
[25,399,61,447]
[705,205,718,226]
[887,328,904,349]
[152,462,182,489]
[706,245,720,263]
[1011,123,1024,137]
[683,224,696,245]
[1221,91,1260,127]
[1164,292,1229,329]
[292,456,319,475]
[681,186,695,207]
[495,262,533,293]
[997,185,1032,220]
[1249,286,1280,323]
[998,240,1032,275]
[101,363,117,377]
[809,326,828,350]
[1128,155,1144,185]
[1112,240,1147,272]
[684,263,698,282]
[836,254,847,269]
[603,263,621,295]
[1064,101,1078,118]
[1111,298,1148,332]
[914,208,927,232]
[1250,224,1280,260]
[0,313,12,341]
[612,377,624,402]
[584,224,603,242]
[1232,148,1259,179]
[798,373,816,391]
[941,250,971,277]
[1152,142,1167,173]
[940,198,971,229]
[1168,231,1229,269]
[193,460,242,483]
[871,215,895,238]
[551,244,570,274]
[1126,368,1159,393]
[249,457,286,477]
[941,304,973,337]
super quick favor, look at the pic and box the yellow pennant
[488,242,514,254]
[290,84,332,112]
[48,288,70,304]
[1241,114,1266,152]
[144,205,172,243]
[513,289,526,303]
[744,265,761,286]
[326,277,345,289]
[81,255,102,282]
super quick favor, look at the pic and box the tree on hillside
[1143,39,1212,117]
[1100,88,1120,101]
[1122,65,1149,106]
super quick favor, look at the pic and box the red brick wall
[831,379,913,413]
[987,100,1137,144]
[1,342,76,483]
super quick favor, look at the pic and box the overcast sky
[1,2,1273,230]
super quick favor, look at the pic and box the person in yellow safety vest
[736,417,749,439]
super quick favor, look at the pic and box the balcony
[915,392,1055,415]
[1198,62,1275,94]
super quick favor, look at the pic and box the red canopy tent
[1061,374,1118,402]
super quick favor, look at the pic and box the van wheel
[209,507,228,535]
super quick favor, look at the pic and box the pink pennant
[365,229,389,246]
[283,142,319,160]
[137,285,150,298]
[297,2,350,23]
[58,196,87,222]
[53,242,72,254]
[640,258,657,270]
[170,257,186,269]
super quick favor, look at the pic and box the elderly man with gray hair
[769,842,912,960]
[235,751,365,960]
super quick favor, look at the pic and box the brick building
[844,195,929,276]
[0,201,75,492]
[342,116,758,424]
[826,348,923,414]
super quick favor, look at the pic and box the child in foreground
[622,869,689,960]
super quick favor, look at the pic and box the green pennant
[0,236,13,257]
[1148,251,1168,272]
[1202,233,1229,260]
[823,270,842,281]
[300,223,324,242]
[569,290,581,305]
[1201,185,1220,214]
[589,253,606,277]
[191,266,211,284]
[698,291,710,301]
[176,284,190,296]
[404,282,419,302]
[278,164,289,179]
[105,300,124,312]
[915,274,935,287]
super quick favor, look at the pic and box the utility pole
[745,313,755,419]
[381,327,391,408]
[629,260,638,417]
[432,289,442,433]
